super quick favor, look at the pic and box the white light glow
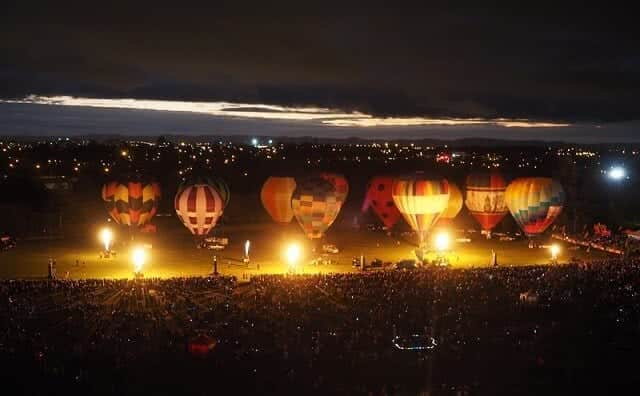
[285,243,302,266]
[550,244,560,260]
[131,246,148,273]
[433,232,451,252]
[100,228,113,251]
[608,166,626,180]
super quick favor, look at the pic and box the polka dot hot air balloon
[101,177,161,228]
[174,183,224,236]
[505,177,565,237]
[362,176,401,229]
[291,177,343,239]
[392,176,450,245]
[437,182,463,226]
[465,171,509,235]
[261,176,297,224]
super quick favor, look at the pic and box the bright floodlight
[100,228,113,251]
[285,243,302,266]
[608,166,626,180]
[131,246,148,274]
[434,231,451,252]
[251,138,258,146]
[550,244,560,260]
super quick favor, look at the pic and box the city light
[433,231,451,252]
[100,228,113,251]
[131,246,148,275]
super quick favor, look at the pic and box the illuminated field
[0,218,609,279]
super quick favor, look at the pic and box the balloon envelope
[505,177,565,236]
[362,176,401,229]
[261,176,297,224]
[174,184,224,236]
[179,176,229,209]
[439,182,463,222]
[392,177,450,242]
[465,171,509,231]
[291,177,343,239]
[102,178,161,227]
[320,172,349,203]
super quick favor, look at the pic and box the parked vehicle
[322,244,339,254]
[394,259,418,270]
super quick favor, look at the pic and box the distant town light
[251,138,258,146]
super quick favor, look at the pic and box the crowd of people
[2,260,640,395]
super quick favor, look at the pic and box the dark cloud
[1,3,639,124]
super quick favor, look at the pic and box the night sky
[1,4,638,140]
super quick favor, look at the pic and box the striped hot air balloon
[101,181,120,222]
[362,176,401,229]
[438,182,463,225]
[101,178,161,227]
[392,176,450,244]
[174,184,224,236]
[505,177,565,236]
[178,176,230,209]
[465,171,509,233]
[319,172,349,204]
[261,176,297,224]
[291,177,343,239]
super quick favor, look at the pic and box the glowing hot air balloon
[392,176,450,245]
[261,176,297,224]
[438,182,463,225]
[291,177,343,239]
[174,183,224,236]
[319,172,349,203]
[178,176,230,210]
[465,171,509,236]
[101,177,161,228]
[362,176,401,229]
[505,177,565,237]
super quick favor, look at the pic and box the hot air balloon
[465,171,509,236]
[392,177,450,245]
[178,176,230,209]
[261,176,297,223]
[101,178,161,228]
[291,177,343,239]
[362,176,401,229]
[211,177,230,209]
[319,172,349,203]
[438,182,463,225]
[174,183,224,236]
[505,177,565,236]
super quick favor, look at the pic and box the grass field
[0,215,610,279]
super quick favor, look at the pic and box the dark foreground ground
[2,260,640,395]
